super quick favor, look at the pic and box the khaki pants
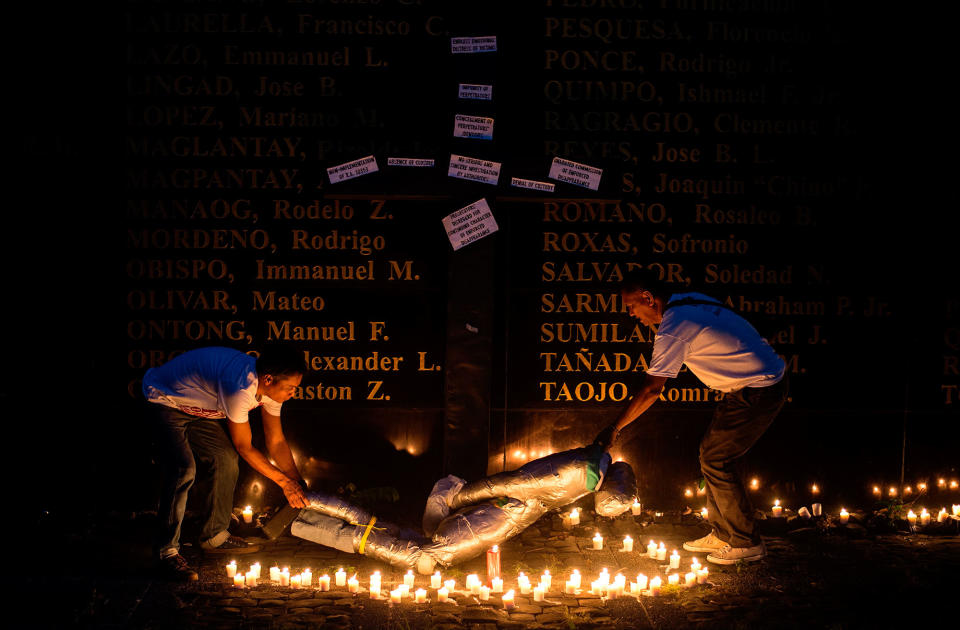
[700,376,789,547]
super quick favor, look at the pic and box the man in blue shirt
[143,345,309,580]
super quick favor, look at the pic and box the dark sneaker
[160,554,198,581]
[706,541,766,565]
[203,534,262,554]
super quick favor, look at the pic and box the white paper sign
[387,157,435,167]
[459,84,493,100]
[327,155,378,183]
[451,36,497,54]
[442,198,499,251]
[548,157,603,190]
[510,177,555,193]
[453,115,494,140]
[447,154,501,185]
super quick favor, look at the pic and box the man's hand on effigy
[280,477,308,508]
[592,423,620,450]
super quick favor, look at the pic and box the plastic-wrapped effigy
[290,444,629,573]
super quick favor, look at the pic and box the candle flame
[811,484,819,493]
[774,499,780,507]
[749,478,759,489]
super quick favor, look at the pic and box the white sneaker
[706,541,766,565]
[683,531,726,553]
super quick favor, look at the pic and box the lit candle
[919,508,931,526]
[336,568,346,587]
[684,572,696,587]
[502,589,515,609]
[700,507,708,519]
[479,585,490,601]
[647,539,658,558]
[369,584,380,599]
[904,486,913,495]
[291,575,301,588]
[951,480,959,489]
[812,502,822,517]
[540,570,552,590]
[279,569,289,587]
[398,584,410,598]
[347,576,359,593]
[444,579,456,592]
[245,571,257,588]
[839,508,849,525]
[668,573,680,586]
[437,587,448,602]
[771,499,783,518]
[607,582,622,599]
[591,580,603,595]
[937,508,948,523]
[750,478,759,491]
[233,573,245,588]
[811,484,819,495]
[690,558,701,572]
[593,532,604,550]
[873,486,881,496]
[492,576,503,593]
[657,542,667,561]
[302,569,311,587]
[631,500,642,515]
[570,508,580,526]
[533,585,545,601]
[518,573,531,594]
[798,506,811,519]
[697,568,709,584]
[565,580,576,594]
[469,579,481,595]
[389,589,401,604]
[685,488,694,498]
[570,569,581,589]
[669,550,680,569]
[622,535,633,552]
[225,560,237,578]
[318,574,330,591]
[242,505,254,523]
[250,562,261,579]
[907,510,917,526]
[415,588,427,603]
[954,505,960,516]
[270,566,281,583]
[649,576,662,596]
[635,573,648,592]
[597,568,609,587]
[404,569,415,588]
[889,486,897,497]
[918,483,927,491]
[370,571,381,590]
[938,478,946,488]
[430,572,441,589]
[486,545,501,581]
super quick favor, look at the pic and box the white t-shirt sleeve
[646,333,688,379]
[223,390,257,423]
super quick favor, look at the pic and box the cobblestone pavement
[14,507,959,629]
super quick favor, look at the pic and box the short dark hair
[620,267,669,297]
[256,345,307,378]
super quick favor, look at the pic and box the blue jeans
[150,404,238,558]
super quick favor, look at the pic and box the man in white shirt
[595,271,788,565]
[143,346,309,580]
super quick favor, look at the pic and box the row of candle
[225,561,709,605]
[907,506,960,526]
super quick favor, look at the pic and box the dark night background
[6,1,957,539]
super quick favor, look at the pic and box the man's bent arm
[226,420,307,508]
[262,410,305,486]
[614,374,668,433]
